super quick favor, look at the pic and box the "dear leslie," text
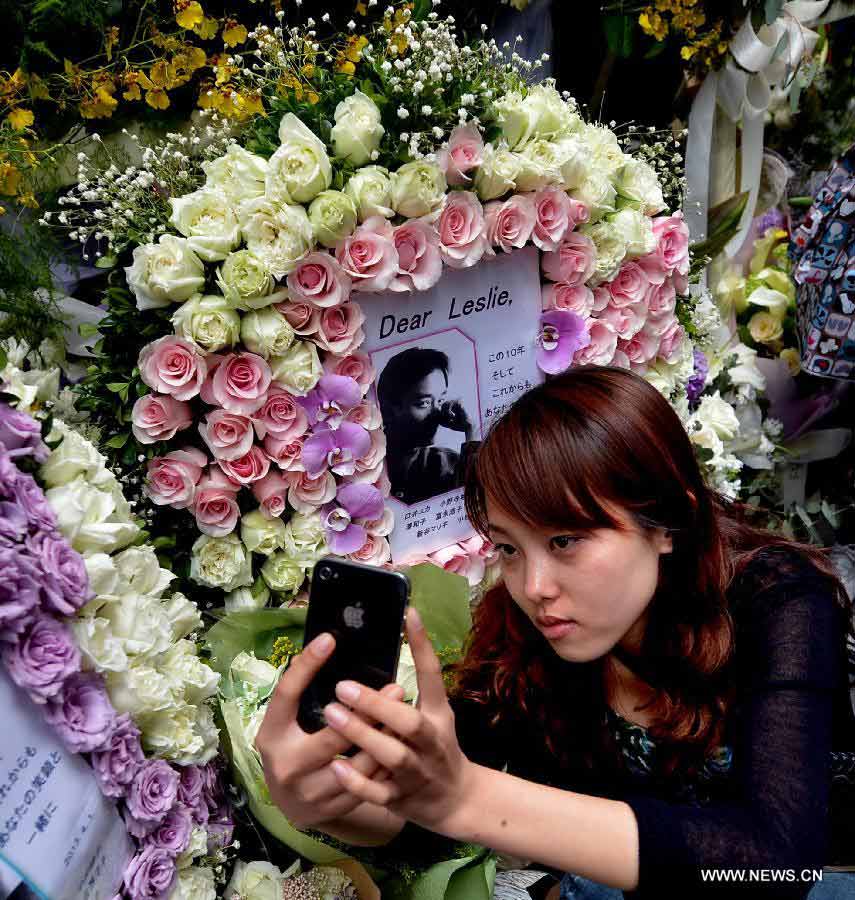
[378,285,512,340]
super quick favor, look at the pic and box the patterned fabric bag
[791,144,855,379]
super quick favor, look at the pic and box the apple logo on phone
[343,602,365,629]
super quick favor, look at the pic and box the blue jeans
[558,872,855,899]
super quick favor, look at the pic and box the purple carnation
[11,472,56,532]
[0,404,48,462]
[142,804,193,856]
[125,760,180,838]
[686,349,709,407]
[44,671,116,753]
[2,614,81,703]
[25,530,92,616]
[122,846,177,900]
[176,765,208,826]
[91,714,145,799]
[0,546,42,640]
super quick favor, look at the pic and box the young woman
[255,366,855,899]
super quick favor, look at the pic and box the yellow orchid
[193,16,219,40]
[175,0,204,30]
[0,161,22,196]
[222,20,248,48]
[7,107,34,130]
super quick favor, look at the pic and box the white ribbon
[685,1,834,251]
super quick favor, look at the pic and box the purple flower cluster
[686,349,710,408]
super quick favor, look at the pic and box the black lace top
[389,545,855,899]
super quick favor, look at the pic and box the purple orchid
[320,482,385,554]
[301,422,370,478]
[300,374,362,429]
[536,309,589,375]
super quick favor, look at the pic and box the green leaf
[104,432,129,449]
[106,382,128,393]
[402,563,472,653]
[603,14,635,58]
[0,347,6,371]
[644,41,667,59]
[77,322,101,339]
[690,191,749,261]
[205,608,308,677]
[95,255,117,269]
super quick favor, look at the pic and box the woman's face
[485,495,673,662]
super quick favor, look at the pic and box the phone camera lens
[318,565,332,582]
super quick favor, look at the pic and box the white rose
[94,592,173,658]
[330,90,385,166]
[230,651,280,691]
[580,221,626,285]
[169,187,241,262]
[491,90,536,149]
[308,189,358,248]
[687,419,725,459]
[390,160,447,217]
[190,533,253,591]
[269,340,322,396]
[616,156,666,215]
[169,865,217,900]
[72,616,128,673]
[552,135,588,190]
[156,640,220,703]
[239,198,314,280]
[176,828,209,869]
[113,546,174,597]
[106,661,179,717]
[225,583,270,612]
[607,207,656,258]
[524,83,579,139]
[260,551,305,594]
[203,143,268,206]
[513,139,561,192]
[266,113,332,205]
[125,234,206,311]
[162,592,203,641]
[581,124,625,177]
[216,249,288,311]
[240,306,295,359]
[40,421,112,489]
[725,343,766,392]
[345,166,394,221]
[83,553,119,597]
[474,143,520,201]
[281,512,327,569]
[571,172,617,223]
[139,703,219,765]
[643,365,677,399]
[395,641,418,703]
[225,861,285,900]
[241,509,288,555]
[695,391,740,441]
[46,477,139,555]
[172,294,241,352]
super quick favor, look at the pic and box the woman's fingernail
[312,633,334,656]
[336,681,360,703]
[325,703,349,726]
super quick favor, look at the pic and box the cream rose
[330,90,385,166]
[189,533,253,591]
[216,249,288,311]
[608,207,656,258]
[224,583,270,612]
[203,143,268,206]
[572,172,617,223]
[779,347,801,376]
[171,294,240,352]
[474,143,520,201]
[240,306,295,359]
[695,391,740,442]
[125,235,206,311]
[239,197,314,280]
[46,477,139,555]
[260,551,305,594]
[224,861,285,900]
[390,160,447,218]
[266,113,332,205]
[268,340,322,396]
[168,187,242,262]
[513,139,561,192]
[308,190,358,248]
[616,156,666,215]
[581,124,626,177]
[169,865,217,900]
[345,165,394,221]
[748,311,784,345]
[241,509,288,555]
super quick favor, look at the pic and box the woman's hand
[322,607,478,835]
[255,631,404,831]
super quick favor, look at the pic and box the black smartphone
[297,556,410,737]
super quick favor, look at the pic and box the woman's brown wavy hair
[453,365,852,782]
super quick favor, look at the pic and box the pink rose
[218,445,270,485]
[438,192,488,269]
[673,271,689,295]
[335,219,399,292]
[131,394,192,445]
[144,448,207,508]
[323,352,376,396]
[611,349,631,369]
[312,302,366,355]
[286,252,352,308]
[655,317,685,364]
[354,428,387,481]
[138,336,207,401]
[389,219,443,293]
[597,301,646,341]
[253,388,309,441]
[288,470,337,514]
[646,277,677,317]
[591,285,611,312]
[607,262,649,308]
[459,533,498,565]
[651,212,690,276]
[345,400,383,431]
[437,123,484,186]
[618,326,661,370]
[347,533,391,566]
[211,352,272,415]
[542,283,594,318]
[198,465,241,493]
[193,478,240,536]
[264,433,306,472]
[485,194,537,253]
[252,471,289,519]
[276,300,321,336]
[573,319,617,366]
[530,187,572,251]
[199,410,255,461]
[363,506,394,537]
[542,233,597,286]
[568,198,590,228]
[428,543,485,587]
